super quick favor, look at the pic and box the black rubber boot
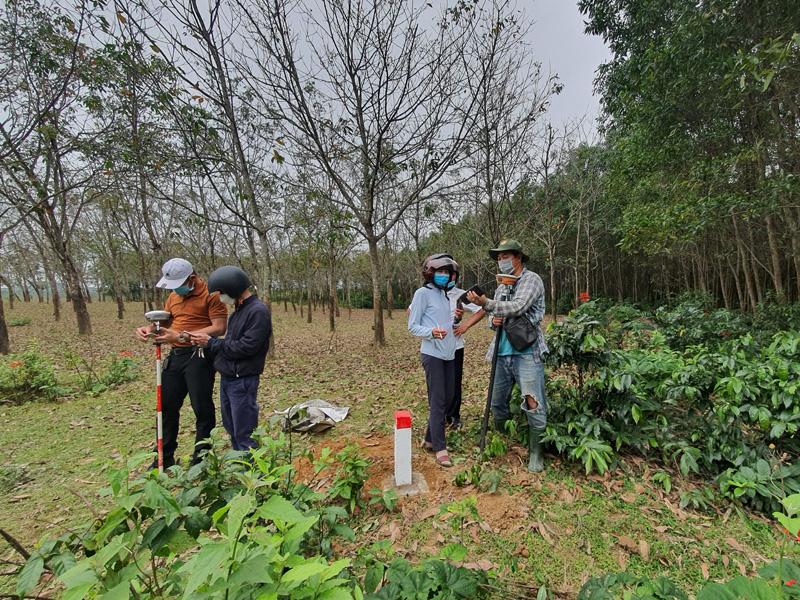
[527,427,545,473]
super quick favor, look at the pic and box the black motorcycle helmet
[208,265,251,299]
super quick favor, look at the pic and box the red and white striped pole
[155,339,164,474]
[145,310,171,474]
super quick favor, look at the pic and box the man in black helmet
[190,266,272,451]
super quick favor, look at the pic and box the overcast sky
[524,0,611,131]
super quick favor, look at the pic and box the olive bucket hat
[488,239,529,263]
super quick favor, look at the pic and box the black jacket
[208,295,271,377]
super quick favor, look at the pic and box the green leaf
[227,493,255,540]
[321,558,351,581]
[697,576,777,600]
[16,556,44,597]
[258,494,305,524]
[364,563,385,594]
[94,507,128,545]
[774,514,800,537]
[537,585,548,600]
[318,588,353,600]
[782,493,800,517]
[631,404,642,424]
[281,560,328,584]
[64,582,96,600]
[439,543,468,562]
[143,480,181,524]
[180,541,228,596]
[60,561,98,589]
[101,580,132,600]
[227,554,276,588]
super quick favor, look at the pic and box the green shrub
[13,430,490,600]
[63,351,139,395]
[545,303,800,513]
[0,349,66,403]
[8,316,32,327]
[99,354,138,387]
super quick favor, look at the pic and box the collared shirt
[447,286,481,351]
[485,268,549,360]
[163,278,228,347]
[408,284,457,361]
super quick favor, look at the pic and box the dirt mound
[293,432,540,533]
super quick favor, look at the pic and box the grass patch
[0,302,796,598]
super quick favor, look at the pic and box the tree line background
[0,0,798,354]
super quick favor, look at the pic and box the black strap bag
[503,311,538,351]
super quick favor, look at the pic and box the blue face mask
[173,284,194,296]
[433,273,450,288]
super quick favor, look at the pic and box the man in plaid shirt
[467,239,549,472]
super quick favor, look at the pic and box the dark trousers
[446,348,465,423]
[220,375,260,451]
[421,353,455,452]
[159,348,216,463]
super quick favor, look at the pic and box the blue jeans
[220,375,260,451]
[490,354,547,430]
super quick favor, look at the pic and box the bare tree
[233,0,514,344]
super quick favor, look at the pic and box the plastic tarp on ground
[276,399,350,433]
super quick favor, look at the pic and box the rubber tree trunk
[784,207,800,300]
[56,254,92,334]
[0,291,8,355]
[386,277,393,319]
[765,214,785,303]
[328,269,335,332]
[45,263,60,322]
[367,237,386,345]
[548,245,557,321]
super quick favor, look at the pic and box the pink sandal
[435,451,453,467]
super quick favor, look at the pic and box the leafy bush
[14,431,490,599]
[14,432,358,599]
[0,349,67,403]
[100,354,139,387]
[364,557,488,599]
[545,302,800,513]
[9,316,32,326]
[579,561,800,600]
[64,351,139,396]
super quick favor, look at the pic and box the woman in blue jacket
[408,254,459,467]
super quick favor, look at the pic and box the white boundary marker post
[394,410,412,486]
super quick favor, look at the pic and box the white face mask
[219,293,236,305]
[498,258,515,274]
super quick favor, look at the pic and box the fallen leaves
[616,535,650,562]
[725,537,746,553]
[531,521,556,545]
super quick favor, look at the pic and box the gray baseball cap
[156,258,194,289]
